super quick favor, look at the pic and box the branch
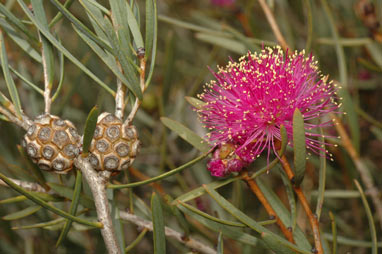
[0,177,47,193]
[75,156,121,254]
[126,56,146,124]
[39,33,52,114]
[241,171,295,243]
[257,0,291,51]
[0,105,30,130]
[115,63,126,119]
[119,211,217,254]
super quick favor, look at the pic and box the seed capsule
[22,114,81,174]
[89,112,140,172]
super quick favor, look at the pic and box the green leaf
[0,17,41,63]
[2,205,41,220]
[52,48,65,102]
[31,0,55,90]
[0,172,101,228]
[315,127,327,221]
[184,96,206,110]
[329,211,337,254]
[217,231,224,254]
[12,218,65,230]
[17,0,115,96]
[82,106,99,155]
[125,228,148,253]
[49,0,75,28]
[177,200,245,227]
[72,25,135,95]
[174,177,239,204]
[261,232,297,254]
[101,15,142,99]
[0,30,22,117]
[354,180,378,254]
[144,0,157,86]
[125,2,144,49]
[195,33,246,54]
[203,185,311,254]
[292,108,306,186]
[108,152,209,189]
[161,117,210,153]
[47,182,95,209]
[278,167,296,232]
[178,202,258,246]
[0,3,37,42]
[49,0,113,53]
[256,179,312,251]
[109,0,132,58]
[151,193,166,254]
[366,42,382,69]
[56,170,83,247]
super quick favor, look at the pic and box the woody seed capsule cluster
[88,113,140,172]
[22,114,81,174]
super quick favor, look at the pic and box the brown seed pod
[88,112,140,172]
[22,114,81,174]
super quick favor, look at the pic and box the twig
[257,0,291,51]
[331,113,382,230]
[39,33,52,114]
[126,56,146,124]
[0,105,30,130]
[0,177,47,193]
[114,60,126,119]
[280,155,323,254]
[241,171,295,243]
[115,77,126,119]
[75,156,121,254]
[119,211,217,254]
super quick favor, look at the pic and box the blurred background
[0,0,382,253]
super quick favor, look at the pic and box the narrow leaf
[0,3,37,41]
[82,106,99,155]
[31,0,55,90]
[13,218,64,230]
[144,0,157,87]
[56,170,83,247]
[292,108,306,186]
[196,33,246,54]
[185,96,206,110]
[151,193,166,254]
[315,127,327,220]
[47,182,95,209]
[203,185,310,254]
[49,0,113,53]
[0,172,101,228]
[17,0,115,96]
[354,180,378,254]
[2,205,41,220]
[178,202,258,246]
[161,117,210,153]
[0,30,22,117]
[217,232,224,254]
[125,2,144,49]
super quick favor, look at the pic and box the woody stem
[241,170,295,243]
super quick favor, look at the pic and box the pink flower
[211,0,235,7]
[197,47,340,177]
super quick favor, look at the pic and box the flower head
[197,47,340,177]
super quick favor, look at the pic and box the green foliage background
[0,0,381,253]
